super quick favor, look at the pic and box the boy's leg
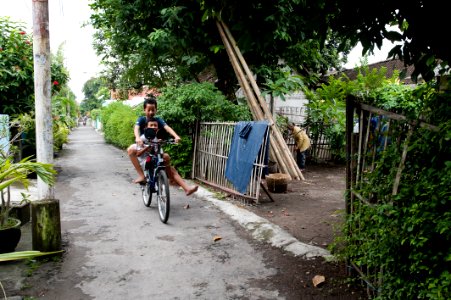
[296,149,306,170]
[163,153,198,196]
[299,150,306,170]
[127,144,146,183]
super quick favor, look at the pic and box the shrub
[101,102,137,149]
[157,82,251,177]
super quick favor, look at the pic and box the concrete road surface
[3,125,330,299]
[47,126,281,299]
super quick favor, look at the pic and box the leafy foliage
[0,17,70,116]
[304,64,418,162]
[89,0,346,97]
[80,77,110,115]
[0,121,56,229]
[0,17,35,115]
[328,0,450,82]
[98,82,251,176]
[100,102,138,149]
[156,82,251,176]
[332,83,451,299]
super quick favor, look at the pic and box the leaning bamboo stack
[216,20,304,180]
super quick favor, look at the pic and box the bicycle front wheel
[141,182,152,207]
[157,170,170,223]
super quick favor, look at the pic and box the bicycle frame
[140,138,174,223]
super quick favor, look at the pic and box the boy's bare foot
[185,185,198,196]
[133,177,146,184]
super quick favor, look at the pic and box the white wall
[236,88,309,124]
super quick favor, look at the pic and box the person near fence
[287,123,311,171]
[127,96,198,196]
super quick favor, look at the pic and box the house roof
[340,59,417,84]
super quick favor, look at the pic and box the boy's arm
[163,124,181,143]
[134,125,143,146]
[136,145,150,157]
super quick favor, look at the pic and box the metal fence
[192,122,269,203]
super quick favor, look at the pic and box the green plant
[0,250,63,262]
[304,76,347,161]
[53,118,70,151]
[0,156,56,228]
[0,17,70,116]
[157,82,251,177]
[335,83,451,299]
[0,17,34,115]
[100,102,137,149]
[0,119,57,229]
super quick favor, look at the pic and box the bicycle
[139,129,175,223]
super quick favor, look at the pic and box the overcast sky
[1,0,101,102]
[343,41,395,69]
[1,0,393,102]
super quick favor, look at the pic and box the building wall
[236,88,309,124]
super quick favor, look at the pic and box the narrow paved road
[36,125,284,299]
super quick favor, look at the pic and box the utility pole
[32,0,62,252]
[32,0,54,199]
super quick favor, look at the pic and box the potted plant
[1,119,56,253]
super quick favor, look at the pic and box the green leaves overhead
[89,0,345,95]
[329,0,450,82]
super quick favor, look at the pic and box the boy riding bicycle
[127,96,198,196]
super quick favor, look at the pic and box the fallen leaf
[213,236,222,242]
[312,275,325,287]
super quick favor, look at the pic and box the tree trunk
[31,199,62,251]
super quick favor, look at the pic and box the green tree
[79,77,109,114]
[328,0,450,82]
[0,17,70,116]
[89,0,347,98]
[90,0,450,92]
[0,17,35,115]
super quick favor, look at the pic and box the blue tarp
[225,121,269,194]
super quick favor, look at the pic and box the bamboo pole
[216,22,263,121]
[216,21,292,177]
[220,20,302,179]
[219,21,303,180]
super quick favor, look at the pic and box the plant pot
[7,201,31,225]
[0,218,22,254]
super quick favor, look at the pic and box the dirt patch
[246,164,347,249]
[230,163,369,299]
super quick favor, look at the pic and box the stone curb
[191,183,332,260]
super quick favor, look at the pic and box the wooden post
[31,199,62,251]
[33,0,54,199]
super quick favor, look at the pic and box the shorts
[132,144,147,170]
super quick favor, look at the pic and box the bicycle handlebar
[143,138,177,146]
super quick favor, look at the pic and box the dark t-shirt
[135,116,167,135]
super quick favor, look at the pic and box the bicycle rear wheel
[156,170,170,223]
[141,174,153,207]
